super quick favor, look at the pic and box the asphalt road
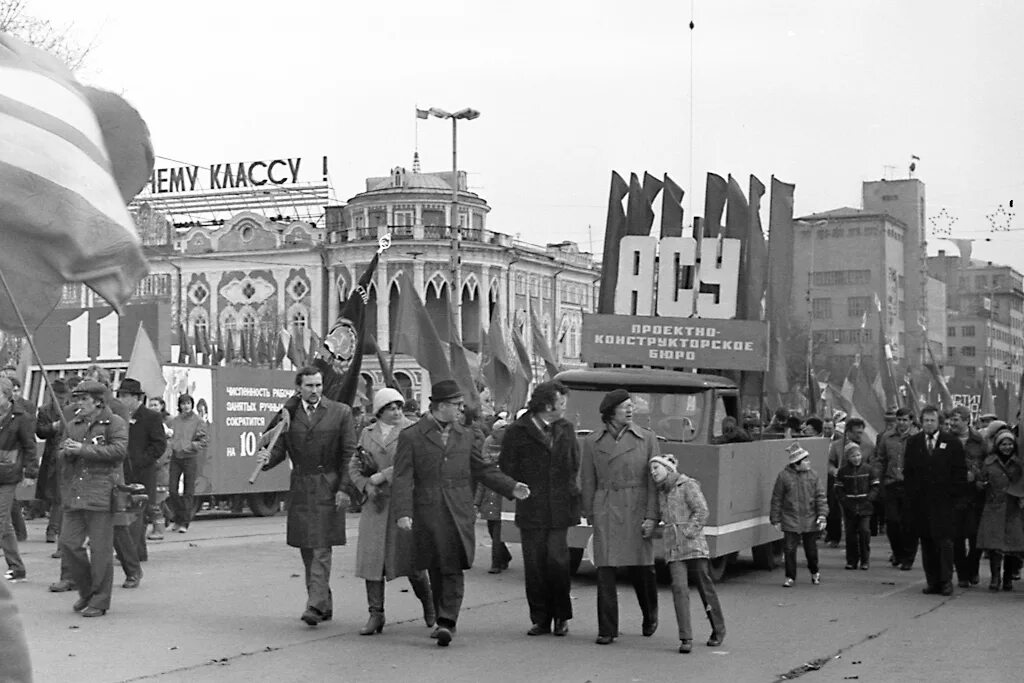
[7,514,1022,683]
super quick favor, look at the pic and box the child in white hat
[770,443,828,587]
[649,454,726,653]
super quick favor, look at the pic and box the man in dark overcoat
[112,378,167,584]
[35,378,72,545]
[257,367,356,626]
[499,380,579,637]
[392,380,530,647]
[903,405,968,596]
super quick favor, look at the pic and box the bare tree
[0,0,93,70]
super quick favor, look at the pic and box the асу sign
[581,314,768,372]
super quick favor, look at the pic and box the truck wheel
[569,548,584,576]
[752,541,783,571]
[248,492,280,517]
[709,553,736,581]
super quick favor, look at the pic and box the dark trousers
[883,486,918,566]
[843,512,871,566]
[10,498,25,541]
[595,565,658,638]
[168,457,197,528]
[487,520,511,569]
[952,504,981,582]
[113,512,142,580]
[825,475,842,543]
[919,536,954,589]
[427,567,465,628]
[520,527,572,627]
[668,559,725,641]
[46,499,63,539]
[62,509,115,611]
[783,531,820,579]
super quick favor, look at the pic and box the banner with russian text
[581,314,768,372]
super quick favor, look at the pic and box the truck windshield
[564,388,706,442]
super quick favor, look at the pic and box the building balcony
[340,224,516,248]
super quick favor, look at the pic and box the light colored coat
[656,473,710,562]
[350,416,416,580]
[580,422,660,567]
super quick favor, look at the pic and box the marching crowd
[3,363,1023,680]
[769,403,1024,595]
[2,365,208,611]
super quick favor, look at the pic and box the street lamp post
[428,106,480,336]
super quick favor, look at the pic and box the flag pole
[0,268,67,427]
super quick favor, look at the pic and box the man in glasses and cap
[392,380,531,647]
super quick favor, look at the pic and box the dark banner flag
[744,175,768,322]
[703,173,728,238]
[660,174,684,238]
[625,172,663,236]
[509,324,534,412]
[448,299,481,410]
[766,177,796,399]
[392,271,452,385]
[597,171,629,314]
[482,303,514,409]
[321,252,380,406]
[529,303,560,380]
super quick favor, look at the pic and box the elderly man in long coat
[258,367,355,626]
[580,388,661,645]
[392,380,530,647]
[903,405,968,596]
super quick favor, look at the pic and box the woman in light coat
[580,388,660,645]
[976,429,1024,591]
[349,388,434,635]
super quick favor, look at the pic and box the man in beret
[581,388,661,645]
[393,379,531,646]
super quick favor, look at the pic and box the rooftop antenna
[909,154,920,178]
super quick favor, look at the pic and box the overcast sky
[42,0,1024,269]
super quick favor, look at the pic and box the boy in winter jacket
[649,454,725,653]
[770,443,828,587]
[835,442,880,570]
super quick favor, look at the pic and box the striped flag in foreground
[0,32,152,331]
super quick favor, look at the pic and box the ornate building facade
[101,166,600,405]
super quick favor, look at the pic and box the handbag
[0,448,20,483]
[111,482,149,513]
[354,446,378,478]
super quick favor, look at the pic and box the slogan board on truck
[581,314,768,371]
[161,365,293,496]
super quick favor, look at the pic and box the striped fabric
[0,33,150,331]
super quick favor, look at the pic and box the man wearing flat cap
[112,378,167,586]
[59,379,128,617]
[392,379,531,647]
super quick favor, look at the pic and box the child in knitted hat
[649,454,726,653]
[834,442,880,570]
